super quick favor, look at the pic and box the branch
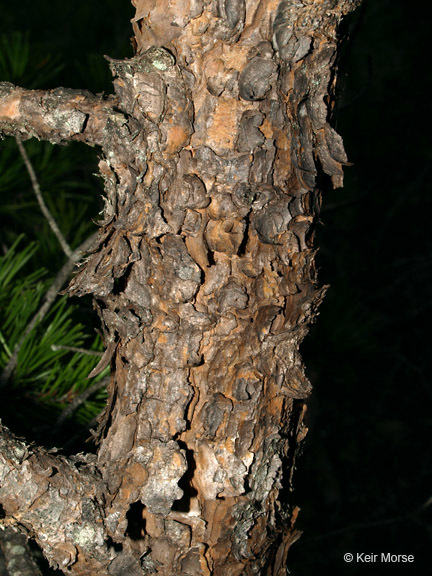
[16,138,73,259]
[0,422,109,574]
[0,82,120,147]
[51,345,103,357]
[0,529,42,576]
[0,422,145,575]
[0,231,98,389]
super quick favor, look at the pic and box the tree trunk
[0,1,361,574]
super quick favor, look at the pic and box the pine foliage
[0,33,108,448]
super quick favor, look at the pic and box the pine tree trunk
[0,1,361,574]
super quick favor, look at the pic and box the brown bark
[0,1,361,574]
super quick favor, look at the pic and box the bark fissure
[0,1,361,574]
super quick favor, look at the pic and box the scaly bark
[0,527,42,576]
[0,1,361,574]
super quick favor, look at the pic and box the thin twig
[415,495,432,513]
[16,137,73,259]
[54,375,109,432]
[51,345,103,357]
[0,232,98,389]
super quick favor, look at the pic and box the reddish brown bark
[0,1,361,574]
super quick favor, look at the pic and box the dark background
[1,0,431,574]
[292,1,432,574]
